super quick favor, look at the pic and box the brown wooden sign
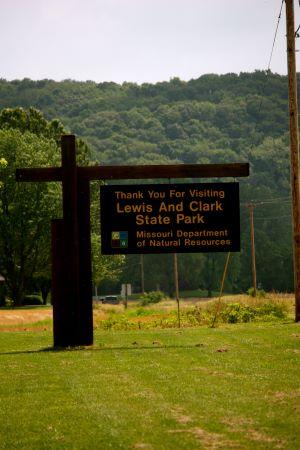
[16,134,249,347]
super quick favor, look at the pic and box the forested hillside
[0,72,290,163]
[0,71,294,294]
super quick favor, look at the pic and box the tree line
[0,71,295,303]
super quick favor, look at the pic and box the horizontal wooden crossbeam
[16,163,249,182]
[16,167,62,182]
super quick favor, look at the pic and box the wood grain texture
[16,162,249,182]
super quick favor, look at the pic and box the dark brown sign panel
[100,182,240,254]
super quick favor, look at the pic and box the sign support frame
[16,135,249,347]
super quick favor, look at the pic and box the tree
[0,108,125,304]
[0,129,61,305]
[0,74,295,295]
[91,233,124,293]
[0,107,72,306]
[0,107,65,141]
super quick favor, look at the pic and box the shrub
[100,316,135,331]
[139,291,166,306]
[127,307,156,317]
[219,302,287,324]
[221,303,255,323]
[247,287,266,298]
[183,306,203,325]
[5,298,14,307]
[255,302,287,319]
[22,294,43,305]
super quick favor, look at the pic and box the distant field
[0,306,52,331]
[0,295,299,449]
[0,292,295,331]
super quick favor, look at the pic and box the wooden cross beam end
[16,162,249,182]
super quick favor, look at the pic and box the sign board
[121,283,132,297]
[100,182,240,254]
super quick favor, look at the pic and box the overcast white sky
[1,0,299,84]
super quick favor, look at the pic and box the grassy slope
[0,323,300,449]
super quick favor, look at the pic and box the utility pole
[140,254,145,294]
[124,283,128,309]
[286,0,300,321]
[173,253,181,328]
[247,203,257,297]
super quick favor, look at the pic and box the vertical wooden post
[173,253,181,328]
[51,219,69,347]
[211,252,231,328]
[61,135,81,345]
[286,0,300,321]
[77,177,93,345]
[140,254,145,294]
[51,137,94,347]
[249,203,257,297]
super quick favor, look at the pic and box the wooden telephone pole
[286,0,300,321]
[173,253,181,328]
[247,203,257,297]
[140,255,145,294]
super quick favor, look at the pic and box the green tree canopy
[0,128,61,305]
[0,73,294,295]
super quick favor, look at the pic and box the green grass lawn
[0,322,300,449]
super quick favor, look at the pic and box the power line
[240,213,291,224]
[241,197,291,206]
[252,199,291,205]
[254,214,291,221]
[245,0,285,162]
[252,196,291,203]
[267,0,285,71]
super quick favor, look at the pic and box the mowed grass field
[0,298,300,449]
